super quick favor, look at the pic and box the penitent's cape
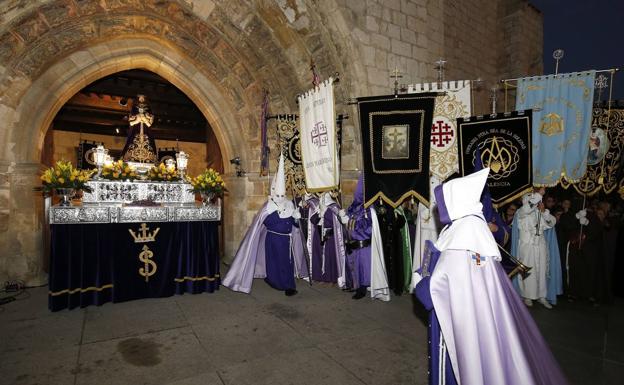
[222,202,306,293]
[428,168,568,385]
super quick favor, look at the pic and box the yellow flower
[113,172,119,178]
[70,175,76,181]
[58,177,65,184]
[55,170,61,176]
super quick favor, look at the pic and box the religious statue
[121,94,158,164]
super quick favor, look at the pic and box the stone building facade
[0,0,542,284]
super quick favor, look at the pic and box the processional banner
[298,78,339,191]
[457,111,533,207]
[275,116,307,196]
[561,105,624,196]
[408,80,472,180]
[357,93,436,208]
[515,71,596,186]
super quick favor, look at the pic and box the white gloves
[338,209,349,225]
[576,209,589,226]
[292,210,301,220]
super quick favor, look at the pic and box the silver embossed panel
[50,204,220,224]
[50,207,111,224]
[118,207,169,223]
[82,181,194,204]
[174,205,221,221]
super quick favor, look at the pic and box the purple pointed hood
[347,174,365,216]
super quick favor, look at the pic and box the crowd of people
[500,189,623,306]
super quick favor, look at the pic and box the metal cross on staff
[434,58,447,83]
[553,49,564,75]
[390,66,403,95]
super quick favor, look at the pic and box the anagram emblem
[138,245,157,282]
[311,121,328,147]
[431,120,454,148]
[477,136,520,180]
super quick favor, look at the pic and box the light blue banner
[516,71,595,186]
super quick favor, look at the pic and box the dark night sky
[530,0,624,100]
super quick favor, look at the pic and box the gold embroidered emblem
[138,245,157,282]
[539,113,564,136]
[128,223,160,243]
[479,136,520,180]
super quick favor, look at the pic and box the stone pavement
[1,274,623,385]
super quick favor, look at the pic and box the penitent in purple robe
[345,175,372,289]
[263,211,296,291]
[311,206,340,283]
[414,240,457,385]
[420,168,568,385]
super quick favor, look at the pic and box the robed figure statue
[121,94,158,163]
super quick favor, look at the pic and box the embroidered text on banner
[357,93,437,208]
[515,71,596,186]
[457,111,533,208]
[298,78,339,191]
[408,80,472,180]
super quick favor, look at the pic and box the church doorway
[41,69,224,176]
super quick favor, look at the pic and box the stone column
[0,162,47,286]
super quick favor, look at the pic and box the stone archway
[0,0,365,285]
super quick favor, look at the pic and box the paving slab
[191,308,312,368]
[0,344,80,385]
[82,297,189,343]
[75,326,212,385]
[217,347,365,385]
[317,327,428,385]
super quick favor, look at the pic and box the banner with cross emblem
[408,81,472,180]
[357,93,437,207]
[298,78,339,191]
[457,111,533,207]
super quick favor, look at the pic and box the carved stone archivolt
[0,0,344,114]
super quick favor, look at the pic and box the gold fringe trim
[364,190,429,209]
[174,274,220,282]
[533,171,585,188]
[49,284,113,296]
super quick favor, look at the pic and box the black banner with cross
[457,111,533,207]
[357,93,437,208]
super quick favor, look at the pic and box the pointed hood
[434,168,489,225]
[347,174,365,216]
[434,168,500,259]
[270,153,286,198]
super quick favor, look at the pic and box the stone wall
[0,0,543,284]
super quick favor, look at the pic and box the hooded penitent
[416,168,568,385]
[222,153,306,293]
[310,191,347,287]
[344,175,372,291]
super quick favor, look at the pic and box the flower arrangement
[40,160,94,193]
[101,160,138,181]
[148,162,180,182]
[188,168,226,197]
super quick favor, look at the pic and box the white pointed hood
[266,153,295,218]
[270,153,286,198]
[434,168,501,259]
